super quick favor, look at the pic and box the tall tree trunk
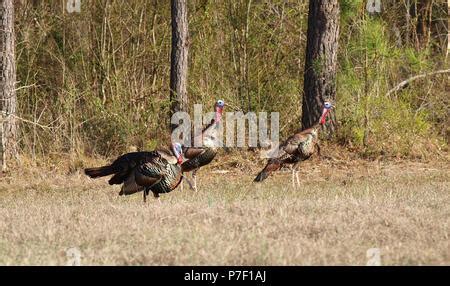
[416,0,433,50]
[0,0,17,171]
[170,0,189,131]
[301,0,340,133]
[447,0,450,60]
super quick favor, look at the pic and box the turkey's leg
[182,175,195,191]
[295,171,300,188]
[316,143,322,159]
[291,163,300,189]
[291,168,296,189]
[153,191,161,204]
[143,189,148,203]
[192,169,198,192]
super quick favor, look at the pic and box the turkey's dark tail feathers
[254,159,281,183]
[254,170,269,182]
[84,165,118,178]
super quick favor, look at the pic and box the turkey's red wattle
[215,107,223,123]
[320,109,329,125]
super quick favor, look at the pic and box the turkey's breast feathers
[106,150,181,196]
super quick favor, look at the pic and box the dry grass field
[0,158,448,265]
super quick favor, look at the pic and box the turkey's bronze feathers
[84,149,182,197]
[181,147,216,173]
[254,158,282,182]
[181,117,219,173]
[254,125,321,182]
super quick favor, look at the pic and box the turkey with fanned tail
[84,142,184,202]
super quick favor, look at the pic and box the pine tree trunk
[301,0,340,133]
[0,0,17,172]
[447,0,450,60]
[170,0,189,131]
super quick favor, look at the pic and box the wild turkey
[84,142,184,202]
[254,101,333,188]
[180,99,229,191]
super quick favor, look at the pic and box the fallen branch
[386,69,450,97]
[0,112,52,130]
[15,83,38,92]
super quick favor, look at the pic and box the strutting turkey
[180,99,229,191]
[254,101,334,188]
[84,142,184,202]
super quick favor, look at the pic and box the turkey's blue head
[320,101,333,125]
[172,142,183,164]
[214,99,225,123]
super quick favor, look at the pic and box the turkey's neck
[202,119,215,133]
[202,114,221,134]
[312,109,329,129]
[306,114,327,133]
